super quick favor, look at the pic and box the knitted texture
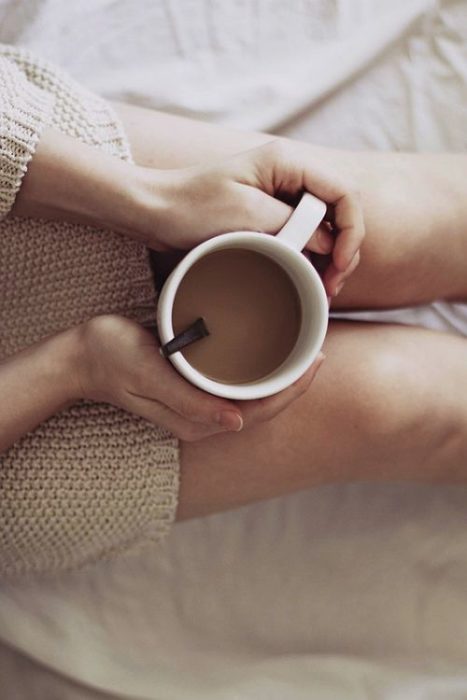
[0,54,54,218]
[0,45,180,578]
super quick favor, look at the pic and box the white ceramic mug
[156,193,329,399]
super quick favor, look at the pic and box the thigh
[177,320,467,520]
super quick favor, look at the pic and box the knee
[339,347,438,444]
[343,345,464,477]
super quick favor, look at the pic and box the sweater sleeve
[0,46,179,579]
[0,55,55,219]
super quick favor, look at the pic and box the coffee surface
[172,248,302,383]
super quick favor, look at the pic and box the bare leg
[177,321,466,519]
[115,102,467,308]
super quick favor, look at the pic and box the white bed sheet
[1,1,467,698]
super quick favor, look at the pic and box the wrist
[13,128,143,235]
[118,165,182,248]
[12,125,199,249]
[42,326,87,405]
[0,327,85,454]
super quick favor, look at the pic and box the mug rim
[157,231,329,399]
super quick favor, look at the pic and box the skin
[178,321,467,519]
[112,103,467,519]
[4,103,467,525]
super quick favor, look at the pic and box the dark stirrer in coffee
[160,317,210,358]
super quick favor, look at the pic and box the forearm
[113,101,274,169]
[11,128,148,236]
[0,329,79,453]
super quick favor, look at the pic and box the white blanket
[1,1,467,697]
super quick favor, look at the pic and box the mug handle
[275,192,327,251]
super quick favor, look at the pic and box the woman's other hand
[14,130,363,297]
[74,315,325,442]
[134,140,365,297]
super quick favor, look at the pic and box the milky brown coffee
[171,248,302,384]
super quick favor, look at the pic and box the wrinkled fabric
[0,0,466,697]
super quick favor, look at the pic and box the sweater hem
[0,60,55,219]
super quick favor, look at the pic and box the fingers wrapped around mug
[251,140,366,297]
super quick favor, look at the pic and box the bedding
[0,0,466,697]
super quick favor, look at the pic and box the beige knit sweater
[0,44,180,578]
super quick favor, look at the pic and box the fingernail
[351,250,361,266]
[216,411,243,432]
[333,281,344,297]
[312,352,326,376]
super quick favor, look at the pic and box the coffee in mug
[172,248,302,384]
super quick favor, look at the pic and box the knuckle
[87,314,120,335]
[179,424,206,442]
[177,400,198,422]
[84,314,129,345]
[262,138,286,164]
[177,397,209,424]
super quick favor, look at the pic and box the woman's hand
[134,140,365,297]
[0,314,324,454]
[74,315,325,442]
[14,130,363,298]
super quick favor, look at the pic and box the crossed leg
[114,102,467,519]
[178,321,466,519]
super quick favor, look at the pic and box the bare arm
[12,126,363,295]
[0,329,78,453]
